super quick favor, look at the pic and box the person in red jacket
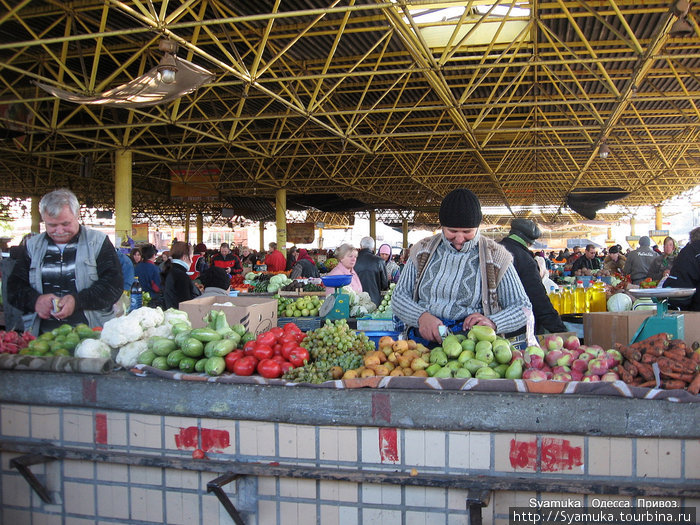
[264,242,287,272]
[210,243,243,276]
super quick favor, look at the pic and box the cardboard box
[179,295,277,335]
[583,311,700,349]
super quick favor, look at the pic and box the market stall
[0,294,698,525]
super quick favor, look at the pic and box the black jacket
[664,240,700,311]
[571,254,602,273]
[354,248,388,307]
[500,236,567,334]
[163,261,200,309]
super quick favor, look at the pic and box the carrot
[688,373,700,395]
[657,356,697,375]
[635,361,655,382]
[628,333,671,352]
[661,380,688,390]
[659,370,694,382]
[618,345,641,363]
[623,360,638,377]
[667,339,687,352]
[631,377,645,386]
[643,345,665,357]
[638,380,657,388]
[641,353,658,364]
[616,365,634,384]
[663,348,688,362]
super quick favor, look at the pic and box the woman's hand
[418,312,444,342]
[462,313,495,331]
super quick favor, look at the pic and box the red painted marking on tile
[509,439,538,469]
[379,428,399,463]
[94,413,107,444]
[201,428,230,453]
[371,392,391,424]
[82,378,97,403]
[541,438,583,472]
[174,426,199,449]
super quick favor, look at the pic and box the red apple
[556,352,574,367]
[545,350,563,368]
[552,372,572,382]
[601,371,620,382]
[588,358,608,376]
[570,370,584,381]
[543,335,564,352]
[522,369,548,381]
[510,349,524,363]
[552,365,571,375]
[571,359,589,373]
[525,345,545,358]
[604,349,623,368]
[577,352,593,363]
[582,374,600,382]
[563,335,580,351]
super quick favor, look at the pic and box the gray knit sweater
[392,232,531,335]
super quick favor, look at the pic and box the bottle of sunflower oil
[574,280,588,313]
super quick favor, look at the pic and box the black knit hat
[199,267,230,290]
[509,218,541,245]
[439,188,483,228]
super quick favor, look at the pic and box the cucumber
[181,338,204,358]
[148,336,177,356]
[204,339,235,358]
[171,322,191,336]
[151,356,169,370]
[194,358,208,373]
[190,328,223,343]
[174,330,192,348]
[204,356,226,376]
[179,357,196,373]
[166,349,186,369]
[138,350,157,366]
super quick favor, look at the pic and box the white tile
[2,473,32,507]
[129,414,163,449]
[62,409,94,443]
[1,404,30,437]
[129,465,162,486]
[96,484,129,519]
[64,481,95,516]
[130,487,163,522]
[30,407,60,440]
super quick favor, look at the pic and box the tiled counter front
[0,371,698,525]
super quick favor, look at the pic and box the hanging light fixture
[599,142,610,159]
[157,39,179,84]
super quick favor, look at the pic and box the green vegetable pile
[245,273,294,293]
[138,311,253,376]
[282,319,374,384]
[22,323,100,356]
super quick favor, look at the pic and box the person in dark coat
[500,218,567,335]
[570,244,602,273]
[354,236,388,307]
[290,249,320,279]
[664,227,700,311]
[162,242,201,309]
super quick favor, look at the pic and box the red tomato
[224,350,245,373]
[279,361,294,374]
[243,340,257,356]
[281,342,297,360]
[232,355,258,376]
[279,333,299,346]
[253,344,274,361]
[192,448,206,459]
[273,343,282,356]
[283,322,301,333]
[269,326,284,340]
[256,331,276,347]
[257,358,282,379]
[271,354,287,363]
[288,347,310,368]
[295,332,307,344]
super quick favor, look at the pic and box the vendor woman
[392,188,531,343]
[324,243,363,295]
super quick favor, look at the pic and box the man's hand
[418,311,444,342]
[55,295,76,320]
[462,313,496,331]
[35,294,57,320]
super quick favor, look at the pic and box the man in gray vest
[8,189,123,335]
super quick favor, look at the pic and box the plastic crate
[362,330,402,349]
[277,317,322,331]
[356,317,397,332]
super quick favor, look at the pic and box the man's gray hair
[359,236,375,250]
[690,227,700,243]
[39,188,80,218]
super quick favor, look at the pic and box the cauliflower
[74,339,111,359]
[115,339,149,368]
[100,315,144,348]
[163,308,191,327]
[129,306,165,329]
[144,323,174,339]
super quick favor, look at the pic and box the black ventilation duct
[566,187,630,219]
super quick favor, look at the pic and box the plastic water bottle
[130,276,143,312]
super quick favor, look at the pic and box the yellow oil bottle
[588,281,607,312]
[574,280,588,313]
[561,286,573,314]
[548,287,562,314]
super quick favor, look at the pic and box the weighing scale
[627,288,696,343]
[319,274,352,320]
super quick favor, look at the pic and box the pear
[468,325,497,343]
[475,366,500,379]
[457,349,475,365]
[434,366,453,378]
[461,339,476,352]
[443,338,463,358]
[464,358,488,375]
[454,367,472,379]
[505,359,523,379]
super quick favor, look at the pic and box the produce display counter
[0,369,698,525]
